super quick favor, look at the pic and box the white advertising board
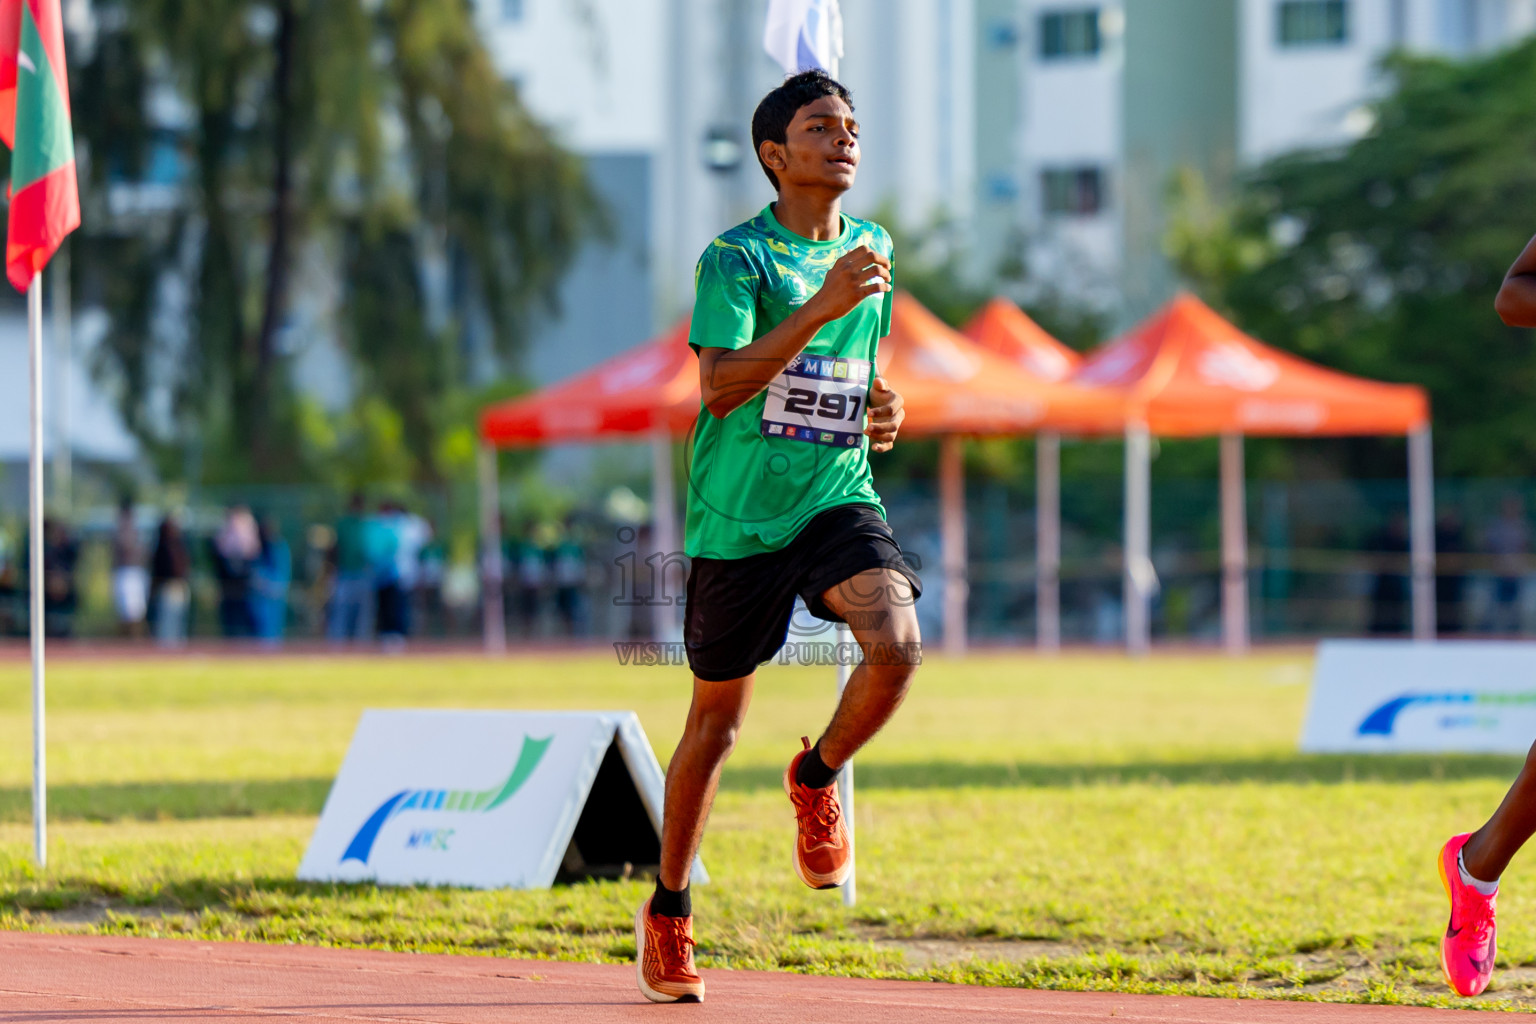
[297,710,706,889]
[1301,641,1536,754]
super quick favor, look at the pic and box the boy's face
[761,95,859,193]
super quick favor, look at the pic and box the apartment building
[998,0,1536,323]
[481,0,1536,376]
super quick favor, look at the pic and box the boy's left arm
[864,376,905,453]
[1496,233,1536,327]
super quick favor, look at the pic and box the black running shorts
[683,503,923,682]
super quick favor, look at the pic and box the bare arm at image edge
[1496,234,1536,327]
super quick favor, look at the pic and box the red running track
[0,931,1508,1023]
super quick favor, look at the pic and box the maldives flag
[0,0,77,292]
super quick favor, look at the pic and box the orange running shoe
[634,897,704,1003]
[783,736,852,890]
[1439,833,1498,997]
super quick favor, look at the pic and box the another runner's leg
[1436,740,1536,996]
[1462,742,1536,882]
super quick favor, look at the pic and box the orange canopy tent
[480,318,698,446]
[1074,293,1427,437]
[875,292,1122,654]
[960,298,1100,653]
[962,297,1082,382]
[881,292,1119,436]
[1072,293,1434,653]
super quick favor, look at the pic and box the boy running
[634,70,923,1004]
[1438,231,1536,997]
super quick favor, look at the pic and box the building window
[1039,9,1100,60]
[1041,167,1104,216]
[1277,0,1348,47]
[501,0,524,23]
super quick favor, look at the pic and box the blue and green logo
[341,734,553,864]
[1357,692,1536,736]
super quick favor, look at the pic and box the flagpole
[28,270,46,867]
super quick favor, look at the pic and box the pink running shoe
[1439,832,1497,997]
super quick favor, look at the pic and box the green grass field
[1,649,1533,1009]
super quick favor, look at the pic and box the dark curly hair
[750,69,854,191]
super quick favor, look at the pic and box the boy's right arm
[699,245,891,418]
[1496,234,1536,327]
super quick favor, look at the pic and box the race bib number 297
[761,355,871,449]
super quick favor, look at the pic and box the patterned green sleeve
[689,240,758,352]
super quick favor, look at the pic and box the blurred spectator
[513,531,549,638]
[1367,511,1410,635]
[328,494,371,643]
[41,518,78,638]
[0,522,18,635]
[1436,510,1468,635]
[304,524,336,636]
[252,514,292,644]
[150,513,192,648]
[388,503,432,640]
[370,502,404,649]
[211,505,260,638]
[111,498,149,638]
[1484,494,1529,634]
[552,526,588,636]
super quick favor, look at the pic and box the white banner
[1301,641,1536,754]
[297,710,705,889]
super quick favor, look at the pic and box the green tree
[68,0,601,484]
[1169,39,1536,477]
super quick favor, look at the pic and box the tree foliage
[68,0,602,484]
[1169,39,1536,477]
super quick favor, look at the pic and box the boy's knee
[691,707,743,758]
[865,640,920,694]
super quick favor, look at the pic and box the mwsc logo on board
[340,734,552,864]
[1356,692,1536,737]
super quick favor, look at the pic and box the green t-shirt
[685,205,894,560]
[334,514,368,574]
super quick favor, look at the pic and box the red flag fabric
[1,0,78,291]
[0,0,22,148]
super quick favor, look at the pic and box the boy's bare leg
[657,674,755,891]
[814,567,921,768]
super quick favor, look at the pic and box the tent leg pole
[651,431,678,643]
[1125,425,1151,655]
[1037,432,1061,653]
[1409,426,1436,641]
[478,442,506,655]
[940,435,968,658]
[1220,433,1249,655]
